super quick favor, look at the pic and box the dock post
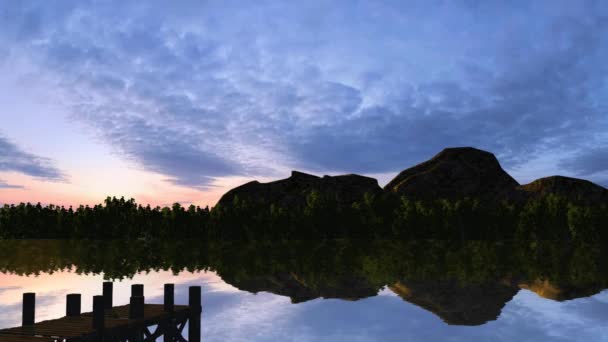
[129,295,145,341]
[103,282,113,310]
[164,284,174,312]
[22,293,35,326]
[66,294,81,316]
[129,296,145,319]
[163,284,175,342]
[92,295,105,333]
[131,284,144,297]
[188,286,201,341]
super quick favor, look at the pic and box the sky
[0,0,607,207]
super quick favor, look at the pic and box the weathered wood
[163,284,176,342]
[66,294,81,317]
[164,283,174,312]
[103,282,113,310]
[189,286,201,311]
[4,284,200,341]
[129,296,145,320]
[131,284,144,297]
[22,293,35,326]
[92,295,104,332]
[162,320,174,342]
[1,304,193,341]
[188,286,202,342]
[0,334,56,341]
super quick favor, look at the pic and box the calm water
[1,240,607,341]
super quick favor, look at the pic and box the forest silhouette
[1,194,606,240]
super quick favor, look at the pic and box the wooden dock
[0,283,202,341]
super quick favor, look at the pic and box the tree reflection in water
[0,239,606,325]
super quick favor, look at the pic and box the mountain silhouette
[517,176,608,204]
[384,147,519,200]
[218,147,608,206]
[217,170,381,208]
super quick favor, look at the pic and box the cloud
[1,1,607,187]
[555,145,608,187]
[0,135,65,181]
[557,148,608,178]
[80,113,240,189]
[0,180,24,189]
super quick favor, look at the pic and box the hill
[384,147,519,200]
[517,176,608,204]
[217,170,382,208]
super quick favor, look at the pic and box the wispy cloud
[0,135,65,182]
[557,147,608,187]
[0,180,24,189]
[1,1,607,187]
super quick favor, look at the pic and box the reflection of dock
[0,282,202,341]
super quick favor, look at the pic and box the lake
[1,240,607,341]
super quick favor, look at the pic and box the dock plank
[0,335,57,342]
[0,304,191,341]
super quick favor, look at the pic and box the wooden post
[164,284,174,312]
[92,295,105,332]
[188,286,201,341]
[163,284,175,342]
[103,282,113,310]
[129,295,145,342]
[129,285,144,341]
[129,296,145,319]
[130,282,144,341]
[163,319,174,342]
[66,294,81,316]
[131,284,144,297]
[22,293,35,326]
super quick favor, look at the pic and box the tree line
[0,197,210,239]
[0,193,606,240]
[210,191,608,241]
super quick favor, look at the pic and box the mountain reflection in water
[0,239,607,327]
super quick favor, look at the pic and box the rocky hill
[384,147,519,200]
[517,176,608,204]
[217,147,608,207]
[217,170,382,208]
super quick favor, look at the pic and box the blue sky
[0,0,607,205]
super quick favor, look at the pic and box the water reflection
[0,239,607,340]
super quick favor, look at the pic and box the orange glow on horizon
[0,169,262,208]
